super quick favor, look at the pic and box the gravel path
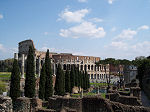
[141,91,150,107]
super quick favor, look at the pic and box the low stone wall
[82,96,113,112]
[13,97,42,112]
[106,93,142,106]
[0,95,12,112]
[48,96,82,112]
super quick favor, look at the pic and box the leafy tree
[10,59,20,101]
[65,68,70,93]
[45,49,53,100]
[25,46,36,98]
[55,64,65,95]
[39,64,46,100]
[70,65,75,92]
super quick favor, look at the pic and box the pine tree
[45,49,53,100]
[10,59,20,101]
[65,68,70,93]
[70,65,75,92]
[25,46,36,98]
[39,64,46,100]
[55,64,65,95]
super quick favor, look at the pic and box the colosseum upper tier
[15,39,110,83]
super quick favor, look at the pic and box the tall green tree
[39,64,46,100]
[45,49,53,100]
[75,66,79,87]
[65,68,70,93]
[85,71,90,89]
[55,64,65,95]
[70,65,75,92]
[25,46,36,98]
[10,59,20,101]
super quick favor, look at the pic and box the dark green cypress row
[86,71,90,89]
[45,49,53,100]
[80,71,83,89]
[65,68,70,93]
[75,66,79,87]
[25,46,36,98]
[55,64,65,95]
[39,64,46,100]
[10,59,20,101]
[70,65,75,92]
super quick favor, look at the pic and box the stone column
[21,54,25,78]
[14,53,18,60]
[38,57,41,77]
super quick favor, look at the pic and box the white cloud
[60,21,106,38]
[108,41,128,50]
[44,32,48,36]
[0,44,5,52]
[131,41,150,54]
[90,18,103,22]
[78,0,87,3]
[108,0,115,4]
[111,27,116,32]
[59,8,89,23]
[114,29,137,40]
[0,14,3,19]
[138,25,149,30]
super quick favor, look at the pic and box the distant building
[124,65,137,84]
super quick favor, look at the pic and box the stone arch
[84,65,87,71]
[91,74,93,79]
[63,64,66,70]
[91,65,93,71]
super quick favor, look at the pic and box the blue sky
[0,0,150,60]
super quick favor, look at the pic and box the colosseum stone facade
[15,39,110,83]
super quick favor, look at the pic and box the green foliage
[0,81,6,94]
[65,68,70,93]
[25,46,36,98]
[74,66,79,87]
[137,59,150,88]
[39,64,46,100]
[45,49,53,100]
[10,59,20,101]
[70,65,75,92]
[55,64,65,95]
[0,59,14,72]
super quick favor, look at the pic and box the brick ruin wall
[0,95,150,112]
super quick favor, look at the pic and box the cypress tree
[55,64,65,95]
[45,49,53,100]
[85,71,90,89]
[39,64,46,100]
[65,68,70,93]
[70,65,75,93]
[25,46,36,98]
[75,66,79,87]
[10,59,20,101]
[80,71,83,89]
[83,71,86,90]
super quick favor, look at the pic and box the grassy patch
[0,72,11,78]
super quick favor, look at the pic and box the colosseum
[14,39,110,83]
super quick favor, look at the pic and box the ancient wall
[0,95,12,112]
[48,96,82,112]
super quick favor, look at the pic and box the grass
[90,83,113,87]
[0,72,11,78]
